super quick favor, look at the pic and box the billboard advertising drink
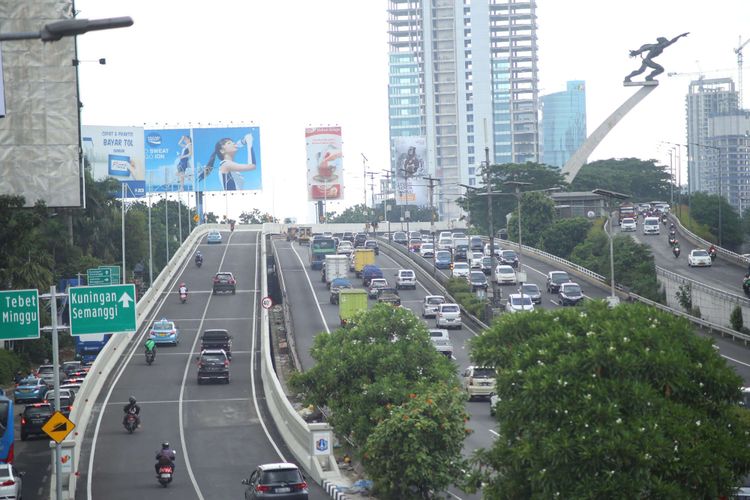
[81,126,146,182]
[192,127,262,192]
[394,136,428,206]
[306,127,343,201]
[144,128,193,192]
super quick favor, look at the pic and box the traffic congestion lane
[82,230,326,500]
[13,416,51,500]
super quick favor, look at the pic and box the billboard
[144,128,193,192]
[192,127,262,192]
[306,127,343,201]
[0,2,81,208]
[394,136,428,206]
[81,126,145,182]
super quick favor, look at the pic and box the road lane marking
[722,354,750,368]
[289,243,332,334]
[489,429,499,437]
[110,397,250,405]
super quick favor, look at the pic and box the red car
[408,239,423,252]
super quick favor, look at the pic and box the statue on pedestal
[624,32,689,84]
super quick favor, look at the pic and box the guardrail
[668,213,750,267]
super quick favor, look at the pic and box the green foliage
[506,191,556,247]
[0,349,27,385]
[688,192,742,250]
[445,277,487,317]
[675,284,692,313]
[364,386,469,499]
[570,158,672,202]
[466,302,750,499]
[540,217,592,259]
[288,304,458,444]
[329,203,372,223]
[674,205,715,242]
[731,305,744,332]
[238,209,277,224]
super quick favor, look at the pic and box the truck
[618,202,636,224]
[338,289,368,326]
[322,254,349,288]
[297,226,312,246]
[351,248,376,277]
[74,333,112,364]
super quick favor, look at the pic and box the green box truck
[338,289,368,326]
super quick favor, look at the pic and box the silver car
[436,303,462,329]
[422,295,446,318]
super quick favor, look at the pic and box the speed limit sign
[261,296,273,309]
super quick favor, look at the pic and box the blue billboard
[144,128,193,192]
[192,127,262,192]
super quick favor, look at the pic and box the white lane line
[167,289,260,294]
[289,243,332,335]
[150,350,253,356]
[166,317,255,322]
[489,429,499,437]
[110,397,250,405]
[722,354,750,368]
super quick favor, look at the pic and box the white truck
[322,254,350,289]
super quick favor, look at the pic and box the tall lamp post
[592,188,630,307]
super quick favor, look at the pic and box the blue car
[207,230,222,244]
[361,265,384,287]
[435,250,452,269]
[14,377,48,404]
[149,318,180,345]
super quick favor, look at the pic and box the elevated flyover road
[78,230,326,500]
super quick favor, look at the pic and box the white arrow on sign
[118,292,134,308]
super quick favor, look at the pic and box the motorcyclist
[155,442,177,475]
[194,251,203,265]
[123,396,141,428]
[709,244,717,254]
[144,338,156,360]
[673,244,681,258]
[178,282,188,296]
[743,274,750,294]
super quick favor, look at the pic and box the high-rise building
[386,0,540,220]
[541,81,587,168]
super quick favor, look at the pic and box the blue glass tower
[541,81,587,168]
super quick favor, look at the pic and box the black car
[469,271,488,291]
[500,250,519,268]
[213,272,237,294]
[392,232,408,245]
[559,282,584,306]
[546,271,572,293]
[342,231,354,243]
[376,287,401,306]
[197,349,230,384]
[20,403,52,441]
[242,463,308,499]
[200,329,232,360]
[470,236,484,252]
[354,233,368,248]
[364,240,380,255]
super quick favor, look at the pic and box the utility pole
[423,176,441,276]
[381,170,392,241]
[484,146,494,278]
[361,153,368,208]
[365,171,378,215]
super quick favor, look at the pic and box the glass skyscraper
[541,80,587,169]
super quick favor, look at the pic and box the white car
[620,217,636,232]
[688,249,712,267]
[451,262,470,278]
[470,252,484,269]
[420,243,435,257]
[438,237,453,251]
[422,295,446,318]
[484,243,502,257]
[395,269,417,290]
[495,265,517,285]
[428,329,453,357]
[505,293,535,313]
[0,464,22,500]
[336,241,353,255]
[436,303,462,329]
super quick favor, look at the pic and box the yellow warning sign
[42,411,75,444]
[193,214,200,223]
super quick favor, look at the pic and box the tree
[506,191,556,248]
[238,208,277,224]
[540,217,592,259]
[329,203,371,223]
[570,158,673,202]
[731,305,744,332]
[466,302,750,499]
[688,192,742,250]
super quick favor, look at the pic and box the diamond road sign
[0,289,40,340]
[69,284,136,335]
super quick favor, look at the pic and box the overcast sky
[75,0,750,222]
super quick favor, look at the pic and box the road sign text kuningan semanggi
[70,289,121,320]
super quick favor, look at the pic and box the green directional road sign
[69,284,137,335]
[0,289,40,340]
[99,266,121,285]
[87,268,111,286]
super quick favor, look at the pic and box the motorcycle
[230,220,236,232]
[673,246,681,258]
[743,275,750,297]
[709,248,717,261]
[145,350,155,365]
[124,413,138,434]
[668,236,677,246]
[195,257,203,268]
[157,465,174,487]
[179,291,187,304]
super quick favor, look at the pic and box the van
[643,216,660,235]
[395,269,416,290]
[436,303,462,329]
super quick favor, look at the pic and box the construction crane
[735,36,750,108]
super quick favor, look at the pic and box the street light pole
[503,181,532,268]
[592,188,630,306]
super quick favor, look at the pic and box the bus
[75,333,112,364]
[310,236,336,270]
[0,396,14,463]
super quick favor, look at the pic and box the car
[354,233,368,248]
[213,271,237,294]
[470,236,484,252]
[437,237,453,251]
[14,377,47,404]
[462,366,496,401]
[500,249,519,268]
[207,230,222,244]
[495,265,517,285]
[201,329,233,360]
[36,364,64,386]
[505,293,535,313]
[480,256,493,275]
[469,271,489,290]
[48,394,73,416]
[376,287,401,306]
[409,231,421,241]
[421,235,432,244]
[620,217,637,231]
[470,252,484,269]
[546,271,572,293]
[408,239,422,252]
[20,402,52,441]
[559,282,585,306]
[336,241,354,255]
[64,377,86,386]
[44,388,75,405]
[436,303,462,329]
[367,278,389,299]
[241,462,308,499]
[419,243,435,258]
[59,382,82,395]
[451,232,467,241]
[67,369,89,379]
[438,231,452,240]
[422,295,446,318]
[364,240,380,255]
[435,251,452,269]
[362,265,384,287]
[741,387,750,409]
[197,349,230,384]
[62,361,82,378]
[518,283,542,304]
[392,231,408,245]
[395,269,417,290]
[342,231,354,243]
[428,329,453,357]
[451,262,470,278]
[329,278,353,304]
[149,318,180,345]
[484,243,502,258]
[688,249,712,267]
[490,393,499,416]
[0,463,23,499]
[322,231,333,238]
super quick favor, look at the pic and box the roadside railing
[669,214,750,267]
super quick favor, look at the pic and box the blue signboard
[123,180,146,198]
[144,128,193,193]
[192,127,262,192]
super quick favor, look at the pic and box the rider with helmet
[123,396,141,427]
[195,251,203,265]
[155,442,177,475]
[179,282,188,296]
